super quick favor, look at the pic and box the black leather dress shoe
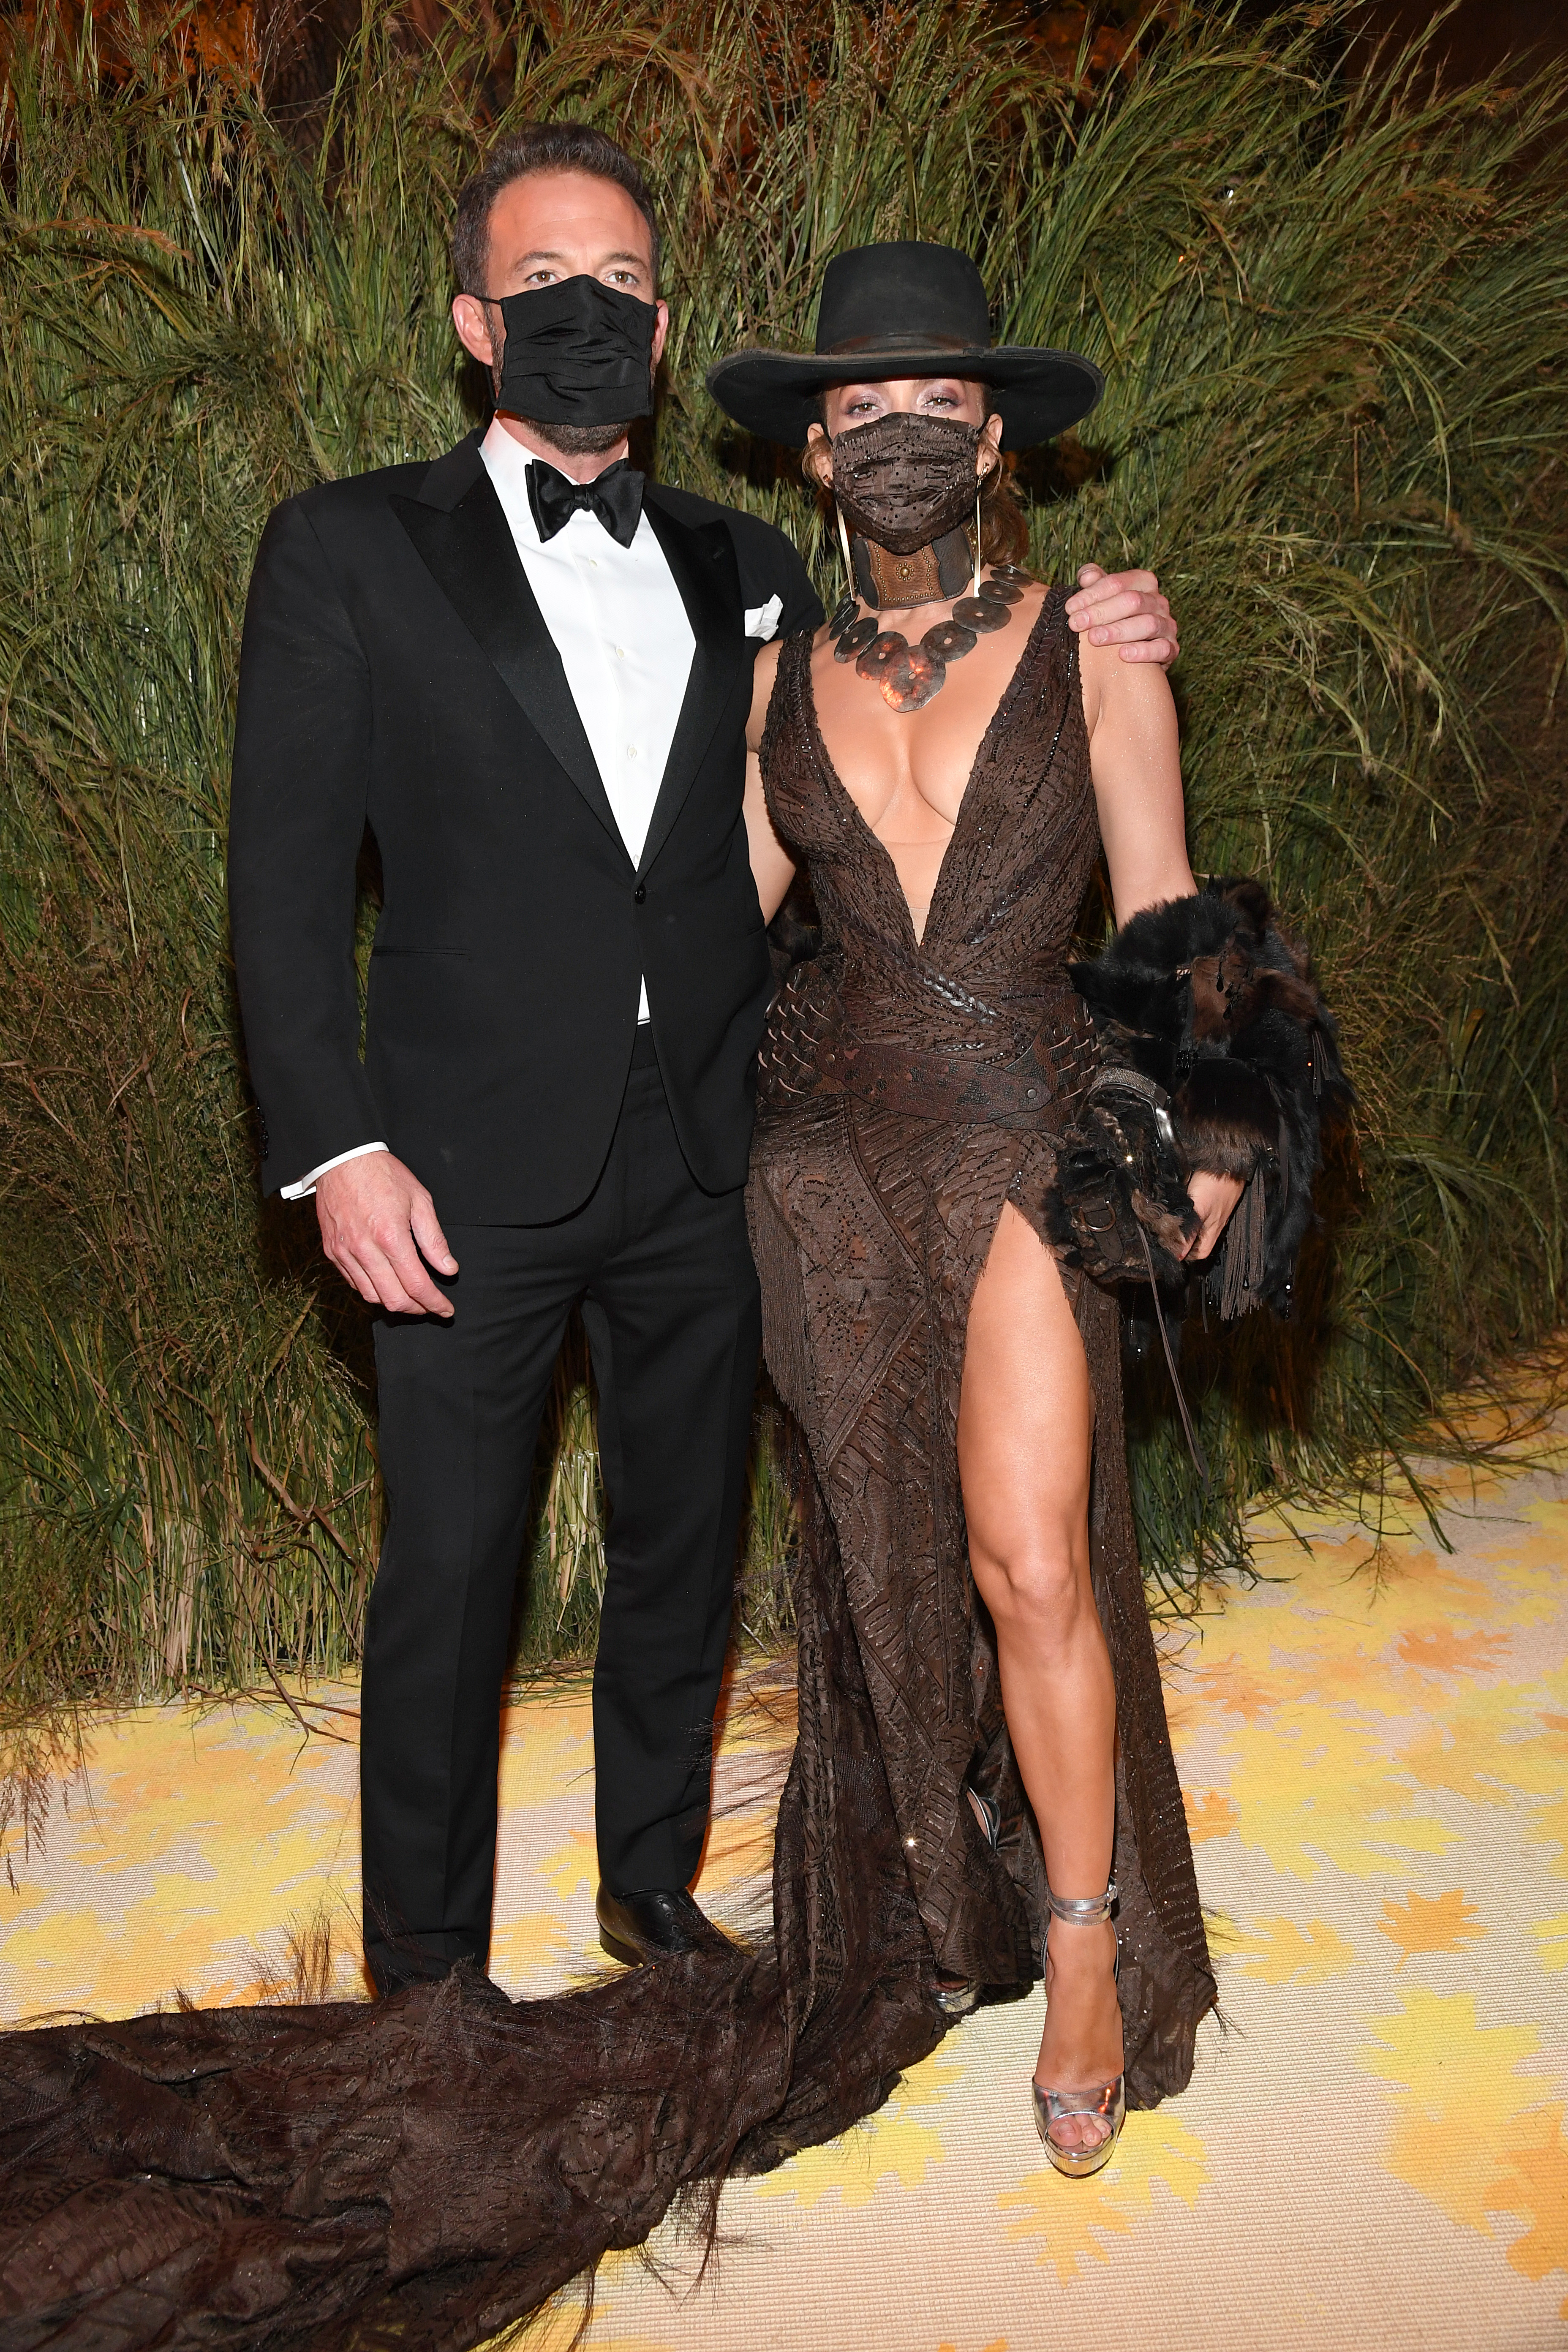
[594,1883,730,1966]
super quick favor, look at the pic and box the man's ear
[651,298,670,369]
[452,294,498,371]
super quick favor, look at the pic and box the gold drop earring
[827,489,864,638]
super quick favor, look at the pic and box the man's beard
[513,414,633,458]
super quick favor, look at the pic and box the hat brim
[705,343,1104,449]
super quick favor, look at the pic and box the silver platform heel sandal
[1032,1880,1125,2179]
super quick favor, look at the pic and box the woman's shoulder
[746,631,795,746]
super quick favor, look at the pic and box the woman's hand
[1181,1170,1245,1261]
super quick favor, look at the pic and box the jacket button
[633,882,646,905]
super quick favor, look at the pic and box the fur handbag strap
[1041,1067,1211,1481]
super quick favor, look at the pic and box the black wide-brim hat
[706,240,1103,451]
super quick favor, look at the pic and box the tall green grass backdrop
[1,0,1565,1727]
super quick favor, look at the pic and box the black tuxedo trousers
[361,1034,761,1991]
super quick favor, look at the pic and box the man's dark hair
[451,122,661,298]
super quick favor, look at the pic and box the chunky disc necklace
[827,533,1032,714]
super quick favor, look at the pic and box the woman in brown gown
[712,239,1236,2169]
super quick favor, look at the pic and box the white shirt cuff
[280,1140,389,1199]
[745,595,783,642]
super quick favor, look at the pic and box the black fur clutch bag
[1045,877,1350,1318]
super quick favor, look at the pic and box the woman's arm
[744,638,798,923]
[1079,640,1241,1259]
[1078,636,1195,923]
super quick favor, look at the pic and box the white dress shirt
[283,423,783,1198]
[482,417,695,964]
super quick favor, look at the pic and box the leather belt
[758,973,1100,1131]
[818,1026,1086,1127]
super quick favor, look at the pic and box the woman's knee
[969,1531,1092,1636]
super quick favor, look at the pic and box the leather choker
[850,525,974,612]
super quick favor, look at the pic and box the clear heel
[1032,1880,1125,2179]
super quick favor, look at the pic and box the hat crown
[814,241,991,360]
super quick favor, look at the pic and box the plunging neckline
[797,590,1059,952]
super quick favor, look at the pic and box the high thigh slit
[959,1199,1097,1585]
[748,593,1216,2099]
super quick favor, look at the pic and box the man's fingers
[331,1241,419,1310]
[376,1239,455,1318]
[1086,588,1170,623]
[377,1225,456,1318]
[1075,583,1179,665]
[1067,565,1156,612]
[364,1266,427,1317]
[358,1238,452,1318]
[1086,611,1165,644]
[1088,618,1177,652]
[1069,588,1168,632]
[325,1217,454,1318]
[327,1244,384,1306]
[409,1192,459,1277]
[1070,562,1157,596]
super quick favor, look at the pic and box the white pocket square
[744,594,783,642]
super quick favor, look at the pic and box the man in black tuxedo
[229,122,1181,1995]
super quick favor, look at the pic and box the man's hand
[1066,563,1179,665]
[316,1152,458,1318]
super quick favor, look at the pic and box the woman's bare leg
[957,1201,1122,2154]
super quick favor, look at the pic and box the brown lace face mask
[828,411,983,555]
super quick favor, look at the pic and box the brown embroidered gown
[0,593,1211,2352]
[749,590,1216,2100]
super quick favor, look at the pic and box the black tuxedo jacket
[228,430,822,1222]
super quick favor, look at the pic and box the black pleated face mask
[492,276,659,426]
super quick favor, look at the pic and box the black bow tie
[526,457,645,549]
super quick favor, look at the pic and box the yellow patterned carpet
[3,1434,1566,2351]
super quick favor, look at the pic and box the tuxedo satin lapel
[412,427,486,513]
[637,495,746,877]
[391,469,625,854]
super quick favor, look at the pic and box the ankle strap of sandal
[1045,1881,1117,1925]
